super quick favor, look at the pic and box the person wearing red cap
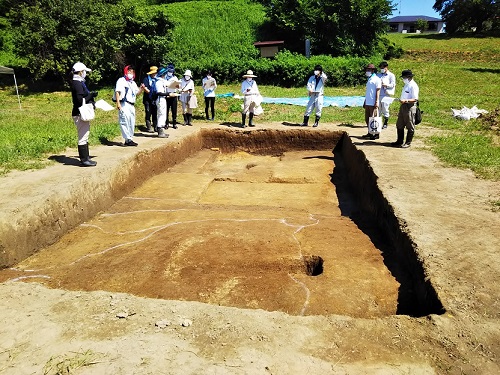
[114,65,144,146]
[70,62,98,167]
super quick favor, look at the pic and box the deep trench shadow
[330,146,421,316]
[48,155,82,167]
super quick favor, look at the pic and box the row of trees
[0,0,498,84]
[433,0,499,34]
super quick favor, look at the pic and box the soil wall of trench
[0,128,444,316]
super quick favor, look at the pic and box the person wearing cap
[115,65,144,146]
[164,64,179,128]
[154,67,170,138]
[142,65,158,133]
[393,69,419,148]
[179,69,195,125]
[70,62,98,167]
[300,65,328,127]
[240,70,260,127]
[361,63,382,140]
[377,61,396,129]
[202,70,217,121]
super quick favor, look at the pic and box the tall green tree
[433,0,500,33]
[259,0,393,56]
[6,0,173,83]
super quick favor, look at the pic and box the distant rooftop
[389,15,442,22]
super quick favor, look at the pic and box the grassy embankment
[0,6,499,181]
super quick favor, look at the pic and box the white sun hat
[242,70,257,78]
[72,62,91,73]
[183,70,192,77]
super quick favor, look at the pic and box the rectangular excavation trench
[0,129,444,318]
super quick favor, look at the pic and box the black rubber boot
[313,116,320,127]
[401,130,414,148]
[383,117,388,129]
[249,113,255,127]
[172,120,178,129]
[300,116,309,127]
[78,144,96,167]
[242,113,247,128]
[187,113,193,126]
[183,114,187,125]
[391,128,405,147]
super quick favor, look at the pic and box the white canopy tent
[0,66,22,109]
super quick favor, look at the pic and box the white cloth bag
[368,108,382,135]
[79,98,95,121]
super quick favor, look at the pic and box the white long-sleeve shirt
[306,73,327,94]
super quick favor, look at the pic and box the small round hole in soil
[304,255,324,276]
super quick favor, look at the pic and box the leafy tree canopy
[6,0,173,84]
[258,0,393,56]
[433,0,500,34]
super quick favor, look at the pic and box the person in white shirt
[154,67,170,138]
[240,70,260,127]
[179,70,195,126]
[377,61,396,128]
[361,63,382,140]
[164,64,180,128]
[115,65,144,146]
[301,65,328,127]
[202,70,217,120]
[392,70,419,148]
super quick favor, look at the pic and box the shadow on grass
[464,67,500,74]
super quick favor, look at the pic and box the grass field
[0,32,499,179]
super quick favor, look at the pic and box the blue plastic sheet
[215,93,365,107]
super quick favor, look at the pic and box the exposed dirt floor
[0,120,499,374]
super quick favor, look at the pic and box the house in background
[388,16,445,33]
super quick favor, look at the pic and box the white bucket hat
[242,70,257,78]
[72,62,91,73]
[183,70,192,77]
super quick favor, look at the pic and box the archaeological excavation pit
[0,129,444,318]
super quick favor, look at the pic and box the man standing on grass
[301,64,328,128]
[392,69,419,148]
[377,61,396,129]
[361,63,382,140]
[115,65,144,146]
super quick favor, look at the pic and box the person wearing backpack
[142,66,158,133]
[115,65,144,146]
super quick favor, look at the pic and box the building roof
[253,41,285,47]
[389,16,442,23]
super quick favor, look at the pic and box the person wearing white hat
[179,69,195,125]
[240,70,260,127]
[301,64,328,127]
[70,62,98,167]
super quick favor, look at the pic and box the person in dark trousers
[70,62,98,167]
[142,65,158,133]
[164,64,179,129]
[202,70,217,120]
[361,63,382,140]
[301,65,328,127]
[393,70,419,148]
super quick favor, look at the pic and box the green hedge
[176,50,378,87]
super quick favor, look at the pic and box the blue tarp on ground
[261,96,365,107]
[216,93,365,107]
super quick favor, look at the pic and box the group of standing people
[361,61,419,148]
[140,65,219,138]
[70,61,419,167]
